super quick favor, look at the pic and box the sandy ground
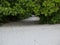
[0,17,60,45]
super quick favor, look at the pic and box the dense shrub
[0,0,32,23]
[38,0,60,24]
[0,0,60,24]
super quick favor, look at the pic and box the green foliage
[40,0,59,16]
[0,0,32,23]
[0,0,60,24]
[39,0,60,24]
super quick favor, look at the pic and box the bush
[36,0,60,24]
[0,0,32,23]
[0,0,60,24]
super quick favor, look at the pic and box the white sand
[0,17,60,45]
